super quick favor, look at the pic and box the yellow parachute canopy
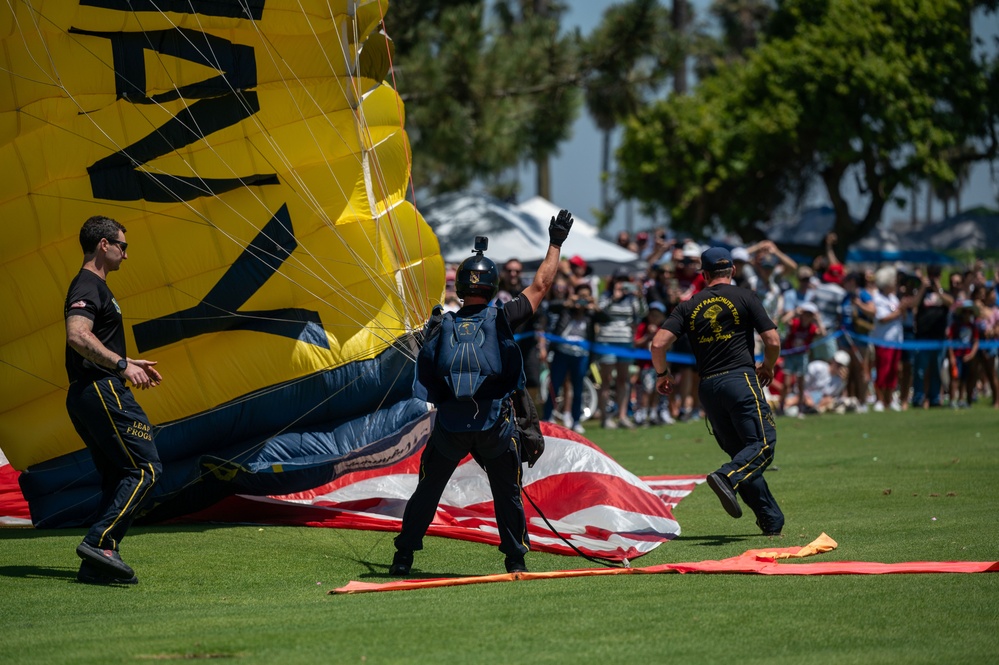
[0,0,442,524]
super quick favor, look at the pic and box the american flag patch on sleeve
[69,300,89,309]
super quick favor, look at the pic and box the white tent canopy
[417,192,643,275]
[516,196,601,237]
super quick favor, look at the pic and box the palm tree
[582,0,675,226]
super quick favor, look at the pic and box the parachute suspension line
[0,357,66,391]
[152,348,417,499]
[27,4,416,342]
[373,0,437,327]
[337,1,429,331]
[341,55,427,337]
[131,7,406,328]
[2,4,440,525]
[520,488,628,570]
[32,336,421,524]
[13,7,419,377]
[147,1,425,334]
[7,12,428,408]
[42,0,405,333]
[236,4,423,327]
[6,1,63,90]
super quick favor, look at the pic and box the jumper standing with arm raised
[389,210,574,576]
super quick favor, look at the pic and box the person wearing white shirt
[870,267,913,411]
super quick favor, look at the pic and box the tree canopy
[384,1,581,198]
[617,0,999,247]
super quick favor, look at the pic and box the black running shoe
[77,560,138,586]
[756,518,783,537]
[705,472,743,519]
[389,549,413,576]
[504,556,528,574]
[76,542,135,578]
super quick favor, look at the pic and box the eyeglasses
[106,238,128,252]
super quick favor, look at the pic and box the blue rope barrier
[512,328,999,367]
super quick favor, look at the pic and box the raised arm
[522,209,573,311]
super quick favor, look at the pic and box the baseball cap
[833,350,851,366]
[823,263,845,284]
[731,247,751,262]
[759,254,779,269]
[700,247,733,272]
[957,299,979,315]
[649,300,667,313]
[682,241,702,259]
[799,301,819,314]
[569,255,587,269]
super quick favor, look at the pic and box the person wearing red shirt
[947,300,980,408]
[780,302,825,414]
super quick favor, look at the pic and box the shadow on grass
[352,558,474,581]
[0,564,77,582]
[676,534,757,548]
[0,523,273,543]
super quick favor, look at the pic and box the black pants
[395,417,529,559]
[66,377,162,551]
[699,370,784,532]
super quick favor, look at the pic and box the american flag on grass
[1,424,702,562]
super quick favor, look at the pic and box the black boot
[504,555,528,574]
[389,549,413,576]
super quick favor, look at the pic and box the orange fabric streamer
[330,533,999,595]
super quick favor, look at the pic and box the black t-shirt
[64,270,126,385]
[455,294,533,331]
[663,283,776,377]
[915,291,950,340]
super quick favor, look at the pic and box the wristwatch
[656,367,670,378]
[116,358,128,374]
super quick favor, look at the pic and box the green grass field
[2,406,997,664]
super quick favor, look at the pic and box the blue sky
[515,1,999,237]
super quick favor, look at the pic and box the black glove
[420,304,444,345]
[548,209,573,248]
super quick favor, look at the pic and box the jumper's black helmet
[455,237,499,299]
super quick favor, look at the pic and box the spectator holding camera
[839,271,876,410]
[543,283,598,434]
[973,285,998,409]
[948,300,980,408]
[780,302,826,415]
[974,284,999,409]
[911,265,953,408]
[634,301,671,425]
[595,270,647,429]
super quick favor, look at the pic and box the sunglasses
[106,238,128,252]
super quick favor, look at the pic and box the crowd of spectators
[440,231,999,432]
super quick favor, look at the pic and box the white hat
[799,302,819,314]
[833,350,851,366]
[731,247,751,262]
[682,242,702,258]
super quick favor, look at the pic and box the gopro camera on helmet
[455,236,499,299]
